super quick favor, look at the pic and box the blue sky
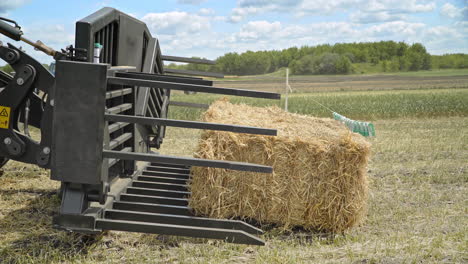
[0,0,467,64]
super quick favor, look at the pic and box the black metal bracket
[0,43,54,168]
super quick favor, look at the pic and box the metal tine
[109,133,132,150]
[161,55,216,65]
[132,181,188,192]
[126,187,190,199]
[107,103,132,114]
[164,68,223,78]
[104,209,264,235]
[150,163,189,169]
[107,76,281,100]
[116,72,213,86]
[113,201,191,216]
[108,122,129,134]
[103,150,273,173]
[145,166,190,174]
[119,193,188,206]
[141,171,190,180]
[109,147,132,167]
[95,219,265,245]
[105,114,277,136]
[106,88,132,99]
[137,175,188,185]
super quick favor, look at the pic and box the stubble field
[0,71,467,263]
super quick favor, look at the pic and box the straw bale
[189,99,370,232]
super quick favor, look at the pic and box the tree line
[1,41,466,76]
[166,41,468,75]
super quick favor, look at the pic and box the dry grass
[0,92,466,263]
[190,100,370,232]
[1,117,465,263]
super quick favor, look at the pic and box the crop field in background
[0,73,467,263]
[169,88,468,121]
[215,69,468,92]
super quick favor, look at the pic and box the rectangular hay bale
[189,99,370,232]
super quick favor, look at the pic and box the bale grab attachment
[0,7,280,245]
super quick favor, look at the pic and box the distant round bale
[189,99,370,233]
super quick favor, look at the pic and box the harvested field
[0,72,467,262]
[190,100,371,232]
[215,72,468,93]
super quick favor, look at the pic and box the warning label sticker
[0,106,11,129]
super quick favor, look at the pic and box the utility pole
[285,68,292,112]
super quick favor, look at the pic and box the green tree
[172,41,466,75]
[0,64,14,74]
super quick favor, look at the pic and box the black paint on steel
[107,77,281,100]
[141,171,191,181]
[113,201,192,216]
[146,166,190,176]
[125,187,190,199]
[119,193,188,206]
[145,166,190,174]
[137,175,188,185]
[108,122,129,134]
[116,72,213,86]
[51,61,108,184]
[164,68,224,78]
[106,88,132,99]
[104,209,263,235]
[75,7,152,69]
[75,7,170,150]
[150,163,189,169]
[106,103,132,114]
[95,219,265,245]
[105,114,277,136]
[108,147,131,167]
[142,170,190,179]
[108,132,132,150]
[132,181,188,192]
[94,21,118,65]
[161,55,216,65]
[103,150,273,173]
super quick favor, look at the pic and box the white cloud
[23,24,74,47]
[363,21,426,38]
[425,25,461,40]
[364,0,435,13]
[350,11,407,24]
[440,3,468,19]
[142,11,211,35]
[177,0,207,5]
[198,8,215,16]
[150,17,467,60]
[0,0,28,15]
[228,0,436,22]
[228,6,261,23]
[0,23,73,64]
[422,25,466,54]
[236,21,282,40]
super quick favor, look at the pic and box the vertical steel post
[285,68,292,112]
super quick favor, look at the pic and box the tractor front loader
[0,8,280,245]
